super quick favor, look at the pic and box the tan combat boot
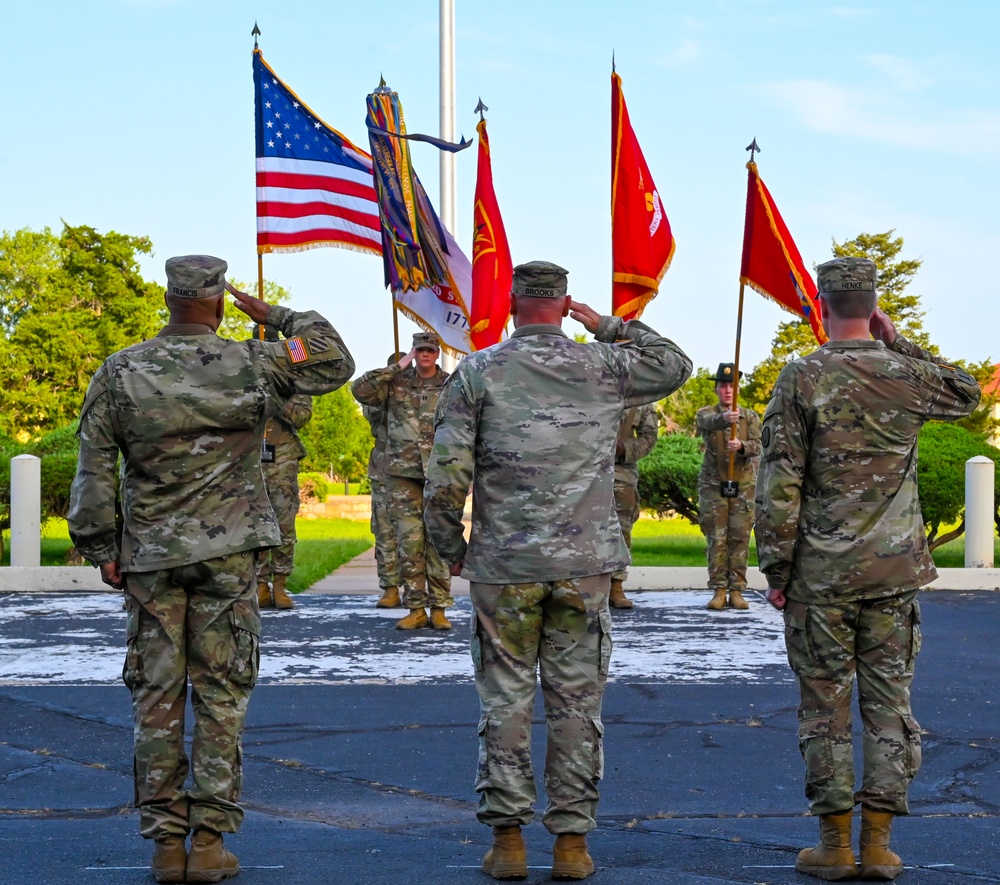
[608,579,634,609]
[552,833,595,880]
[482,825,528,880]
[271,575,295,609]
[859,808,904,880]
[375,586,401,608]
[728,590,750,610]
[795,810,858,881]
[430,607,453,630]
[257,580,272,609]
[151,835,187,883]
[706,588,728,611]
[186,829,239,883]
[396,608,429,630]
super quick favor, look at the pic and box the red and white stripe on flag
[256,156,381,255]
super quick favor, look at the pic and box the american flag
[254,51,381,255]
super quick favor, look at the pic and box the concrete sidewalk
[2,544,999,594]
[303,546,1000,596]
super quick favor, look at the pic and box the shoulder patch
[285,337,309,364]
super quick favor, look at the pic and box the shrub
[637,433,703,525]
[918,423,999,549]
[298,471,335,503]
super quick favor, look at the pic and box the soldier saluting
[425,260,691,880]
[69,256,354,883]
[755,257,980,881]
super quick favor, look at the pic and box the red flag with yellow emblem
[611,70,675,320]
[740,161,826,344]
[470,117,513,351]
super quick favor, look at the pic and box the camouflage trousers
[122,550,260,839]
[698,483,753,592]
[611,480,639,582]
[370,477,400,590]
[385,474,452,608]
[259,461,300,580]
[784,591,922,816]
[469,575,612,834]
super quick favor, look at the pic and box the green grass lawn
[286,518,373,593]
[627,515,999,569]
[3,515,997,580]
[1,518,374,593]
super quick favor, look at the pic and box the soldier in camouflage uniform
[755,258,980,881]
[696,363,762,612]
[355,353,403,608]
[260,402,312,609]
[68,256,354,883]
[608,404,659,610]
[425,261,691,880]
[353,332,453,630]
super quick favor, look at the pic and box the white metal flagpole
[439,0,458,371]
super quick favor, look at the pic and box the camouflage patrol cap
[816,257,877,294]
[164,255,228,299]
[412,332,440,351]
[711,363,743,382]
[511,260,569,298]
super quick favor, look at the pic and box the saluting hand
[869,308,897,345]
[398,348,416,370]
[227,282,271,324]
[568,300,602,334]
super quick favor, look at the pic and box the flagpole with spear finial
[720,137,760,498]
[252,21,266,338]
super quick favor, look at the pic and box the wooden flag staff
[721,138,760,497]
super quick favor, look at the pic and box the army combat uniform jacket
[754,336,981,604]
[614,405,659,487]
[424,316,692,584]
[69,306,354,572]
[695,403,762,487]
[352,364,449,479]
[264,394,312,464]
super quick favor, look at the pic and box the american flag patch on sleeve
[285,337,309,364]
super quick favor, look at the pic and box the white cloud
[762,78,1000,157]
[866,53,933,91]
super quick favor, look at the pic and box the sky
[4,0,999,378]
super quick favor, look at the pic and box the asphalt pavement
[0,574,998,884]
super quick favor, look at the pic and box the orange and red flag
[740,161,826,344]
[470,117,513,351]
[611,70,675,321]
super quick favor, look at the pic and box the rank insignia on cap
[285,337,309,364]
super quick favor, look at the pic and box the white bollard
[965,455,996,568]
[10,454,41,568]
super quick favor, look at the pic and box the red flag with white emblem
[611,70,676,320]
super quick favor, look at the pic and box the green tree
[658,367,719,434]
[0,224,163,438]
[742,230,926,412]
[917,423,999,549]
[299,386,373,483]
[637,432,703,524]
